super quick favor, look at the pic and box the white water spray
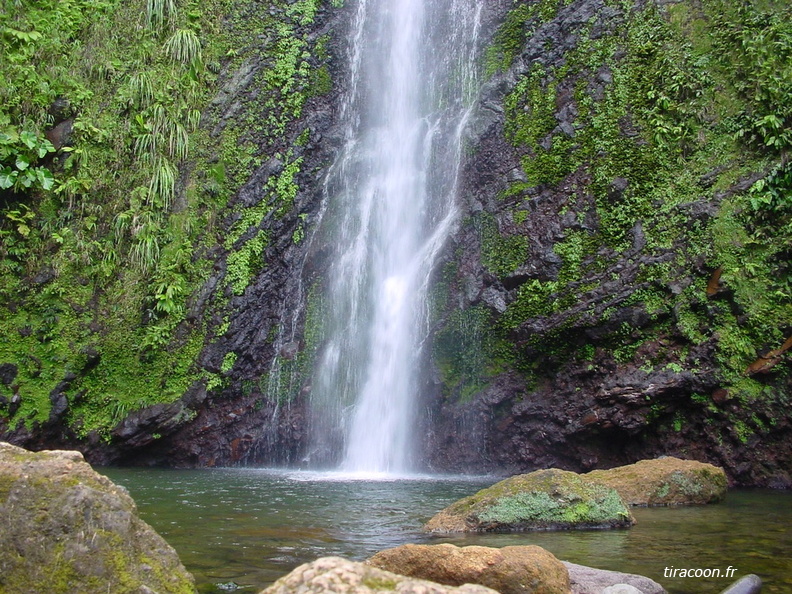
[307,0,483,473]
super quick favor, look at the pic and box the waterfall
[306,0,483,473]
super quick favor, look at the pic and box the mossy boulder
[0,442,196,593]
[259,556,499,594]
[368,544,571,594]
[585,457,728,506]
[423,469,634,533]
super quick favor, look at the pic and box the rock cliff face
[2,0,791,487]
[419,0,792,487]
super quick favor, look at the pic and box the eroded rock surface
[259,556,499,594]
[368,543,571,594]
[0,442,196,594]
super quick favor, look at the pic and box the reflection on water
[100,468,792,594]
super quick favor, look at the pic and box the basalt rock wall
[422,0,792,487]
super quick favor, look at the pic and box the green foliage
[485,0,574,75]
[0,119,56,192]
[478,488,628,526]
[0,0,333,436]
[479,213,527,278]
[709,1,792,152]
[226,230,268,296]
[433,306,513,402]
[165,29,202,66]
[221,351,237,374]
[146,0,178,31]
[487,0,792,411]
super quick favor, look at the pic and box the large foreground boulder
[563,562,666,594]
[585,457,727,506]
[424,469,634,533]
[368,544,571,594]
[259,556,499,593]
[0,442,196,594]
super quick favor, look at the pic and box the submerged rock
[563,562,666,594]
[585,457,727,506]
[368,543,571,594]
[0,442,196,594]
[259,556,499,594]
[423,469,634,533]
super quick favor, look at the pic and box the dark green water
[99,468,792,594]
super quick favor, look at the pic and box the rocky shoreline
[0,444,760,594]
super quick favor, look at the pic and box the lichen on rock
[423,468,634,533]
[585,457,727,506]
[258,556,499,594]
[0,442,196,594]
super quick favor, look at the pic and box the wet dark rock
[0,363,17,387]
[45,118,74,150]
[31,266,57,285]
[112,401,190,448]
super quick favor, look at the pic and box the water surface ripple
[100,468,792,594]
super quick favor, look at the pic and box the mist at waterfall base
[102,467,792,594]
[288,0,481,473]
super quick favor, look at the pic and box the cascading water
[306,0,482,473]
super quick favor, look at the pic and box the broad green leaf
[19,130,37,150]
[0,166,17,189]
[35,167,55,190]
[19,169,35,188]
[37,139,56,158]
[15,154,31,170]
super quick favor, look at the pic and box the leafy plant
[164,29,202,66]
[0,122,55,192]
[146,0,178,30]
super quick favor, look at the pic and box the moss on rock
[423,469,634,533]
[0,442,196,594]
[585,457,728,506]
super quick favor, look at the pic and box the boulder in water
[368,543,571,594]
[585,457,727,506]
[424,469,634,532]
[259,556,499,594]
[0,442,196,593]
[563,562,666,594]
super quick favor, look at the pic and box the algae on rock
[424,469,634,533]
[585,457,727,506]
[0,442,196,594]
